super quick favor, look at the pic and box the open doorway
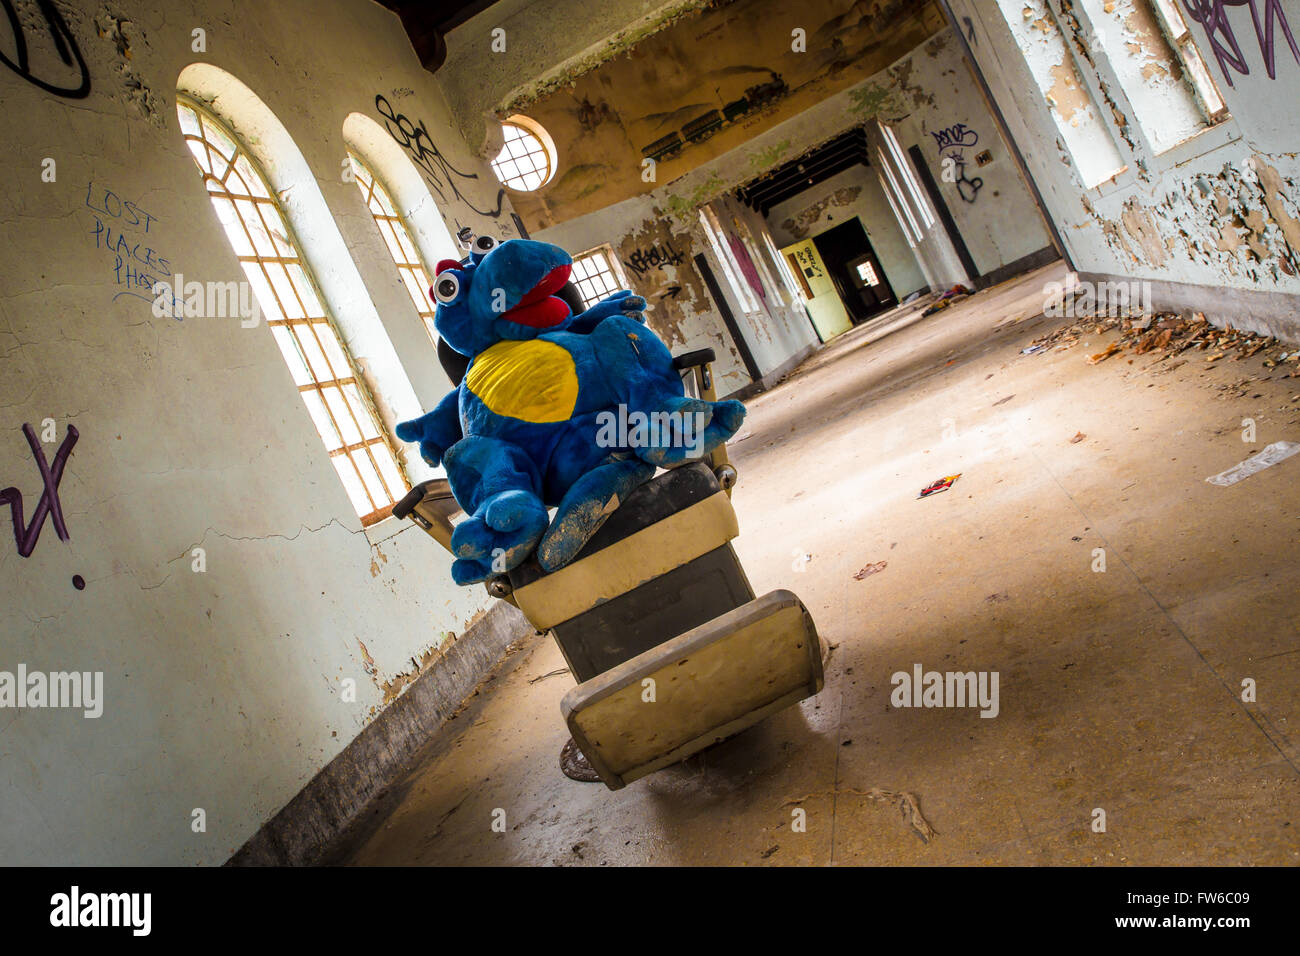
[812,218,896,322]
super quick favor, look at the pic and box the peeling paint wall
[1076,0,1204,154]
[867,29,1055,277]
[955,0,1300,337]
[1109,157,1300,284]
[996,0,1127,187]
[0,0,511,864]
[772,184,865,242]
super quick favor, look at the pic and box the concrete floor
[338,262,1300,865]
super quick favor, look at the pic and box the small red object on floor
[918,474,961,498]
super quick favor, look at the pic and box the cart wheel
[560,738,602,782]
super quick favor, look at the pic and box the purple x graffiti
[1183,0,1300,87]
[0,422,78,558]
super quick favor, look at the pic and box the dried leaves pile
[1028,311,1300,375]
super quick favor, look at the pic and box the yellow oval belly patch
[466,339,579,424]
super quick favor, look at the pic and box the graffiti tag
[935,123,983,204]
[0,423,78,558]
[0,0,89,98]
[626,240,686,278]
[793,246,823,279]
[375,94,504,219]
[1182,0,1300,87]
[85,182,179,312]
[931,124,979,153]
[941,156,984,203]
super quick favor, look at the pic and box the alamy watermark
[151,273,261,326]
[595,404,708,458]
[890,663,999,718]
[1043,277,1152,319]
[50,886,150,936]
[0,664,103,718]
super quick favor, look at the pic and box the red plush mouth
[502,264,572,328]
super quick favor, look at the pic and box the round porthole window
[490,116,556,191]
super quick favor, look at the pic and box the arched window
[490,116,556,191]
[348,154,439,344]
[176,96,409,526]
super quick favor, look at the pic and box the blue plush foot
[639,397,745,467]
[699,398,745,450]
[536,457,656,571]
[450,489,549,585]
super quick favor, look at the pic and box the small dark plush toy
[395,236,746,585]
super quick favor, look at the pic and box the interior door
[778,239,853,341]
[811,218,896,322]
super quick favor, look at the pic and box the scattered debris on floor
[559,738,601,783]
[922,284,974,317]
[1027,312,1300,376]
[853,561,887,580]
[783,788,938,844]
[528,667,570,684]
[919,474,962,498]
[992,394,1016,406]
[1087,342,1122,365]
[1205,441,1300,486]
[1069,431,1086,443]
[760,845,779,859]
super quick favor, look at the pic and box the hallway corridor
[333,264,1300,865]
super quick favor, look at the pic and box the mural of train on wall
[641,73,789,163]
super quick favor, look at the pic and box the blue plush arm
[567,290,647,334]
[395,388,462,467]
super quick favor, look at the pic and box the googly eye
[432,271,462,305]
[474,235,498,254]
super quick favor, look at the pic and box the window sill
[1154,118,1241,172]
[1087,166,1133,199]
[1086,117,1241,201]
[363,513,409,547]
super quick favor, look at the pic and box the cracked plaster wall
[0,0,512,864]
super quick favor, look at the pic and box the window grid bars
[571,248,623,309]
[491,122,551,191]
[348,156,438,345]
[177,97,409,526]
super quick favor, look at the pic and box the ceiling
[376,0,503,72]
[735,127,872,217]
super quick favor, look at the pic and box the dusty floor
[337,262,1300,865]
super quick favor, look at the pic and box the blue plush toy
[395,236,746,585]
